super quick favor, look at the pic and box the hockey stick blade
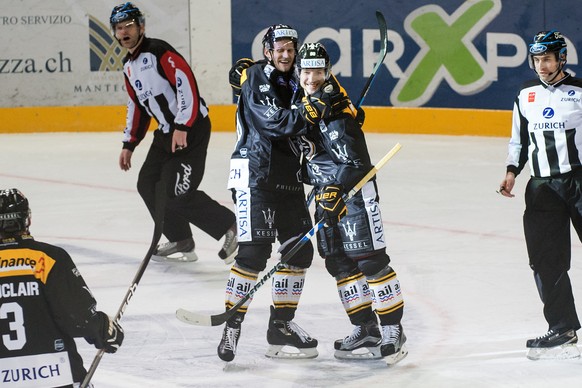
[81,180,166,388]
[176,143,402,327]
[355,10,388,108]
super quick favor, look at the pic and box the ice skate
[152,237,198,263]
[218,223,238,264]
[334,320,382,360]
[217,315,243,362]
[526,328,580,360]
[265,306,318,359]
[380,324,408,365]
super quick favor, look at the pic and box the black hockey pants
[137,117,235,242]
[523,175,582,331]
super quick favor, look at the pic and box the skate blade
[526,344,580,360]
[384,345,408,365]
[265,344,318,359]
[334,346,383,360]
[152,251,199,263]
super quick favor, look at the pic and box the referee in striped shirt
[500,30,582,359]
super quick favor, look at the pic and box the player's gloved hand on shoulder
[316,185,347,226]
[85,312,124,353]
[320,81,351,116]
[229,58,255,96]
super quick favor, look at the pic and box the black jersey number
[0,302,26,350]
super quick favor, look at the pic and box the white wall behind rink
[0,0,232,108]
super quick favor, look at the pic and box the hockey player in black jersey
[293,43,407,364]
[217,25,349,362]
[111,2,237,264]
[0,188,124,386]
[500,30,582,360]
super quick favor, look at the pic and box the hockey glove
[229,58,255,96]
[85,312,124,353]
[322,82,351,116]
[300,95,329,125]
[316,185,347,226]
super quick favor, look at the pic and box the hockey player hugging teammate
[294,42,407,364]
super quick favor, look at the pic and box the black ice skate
[218,223,238,264]
[334,320,382,360]
[152,237,198,263]
[217,315,243,362]
[526,328,580,360]
[380,323,408,365]
[265,306,318,359]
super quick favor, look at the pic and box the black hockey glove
[316,185,347,226]
[300,94,330,125]
[321,81,351,116]
[229,58,255,96]
[85,312,124,354]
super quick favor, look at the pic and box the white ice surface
[2,131,582,387]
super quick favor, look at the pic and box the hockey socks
[266,265,318,359]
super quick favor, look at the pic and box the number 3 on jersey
[1,302,26,350]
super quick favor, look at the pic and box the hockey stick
[176,143,402,327]
[304,12,387,209]
[355,10,388,109]
[80,180,166,388]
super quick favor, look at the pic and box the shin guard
[368,266,404,325]
[271,264,306,321]
[225,264,259,314]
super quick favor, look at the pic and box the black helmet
[262,24,298,51]
[296,42,331,79]
[110,2,145,30]
[529,30,567,65]
[0,188,31,238]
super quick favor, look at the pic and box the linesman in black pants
[111,2,237,264]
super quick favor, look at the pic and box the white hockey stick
[176,143,402,327]
[81,181,166,388]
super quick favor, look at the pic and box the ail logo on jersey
[528,92,535,102]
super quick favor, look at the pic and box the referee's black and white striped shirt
[506,72,582,177]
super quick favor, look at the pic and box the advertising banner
[0,0,188,107]
[232,0,582,110]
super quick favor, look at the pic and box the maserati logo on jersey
[262,208,275,228]
[174,163,192,196]
[88,15,125,71]
[342,221,357,241]
[528,92,535,102]
[255,206,276,240]
[331,144,349,161]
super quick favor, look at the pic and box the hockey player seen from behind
[294,42,407,364]
[217,24,349,362]
[499,30,582,360]
[0,188,124,386]
[111,2,238,265]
